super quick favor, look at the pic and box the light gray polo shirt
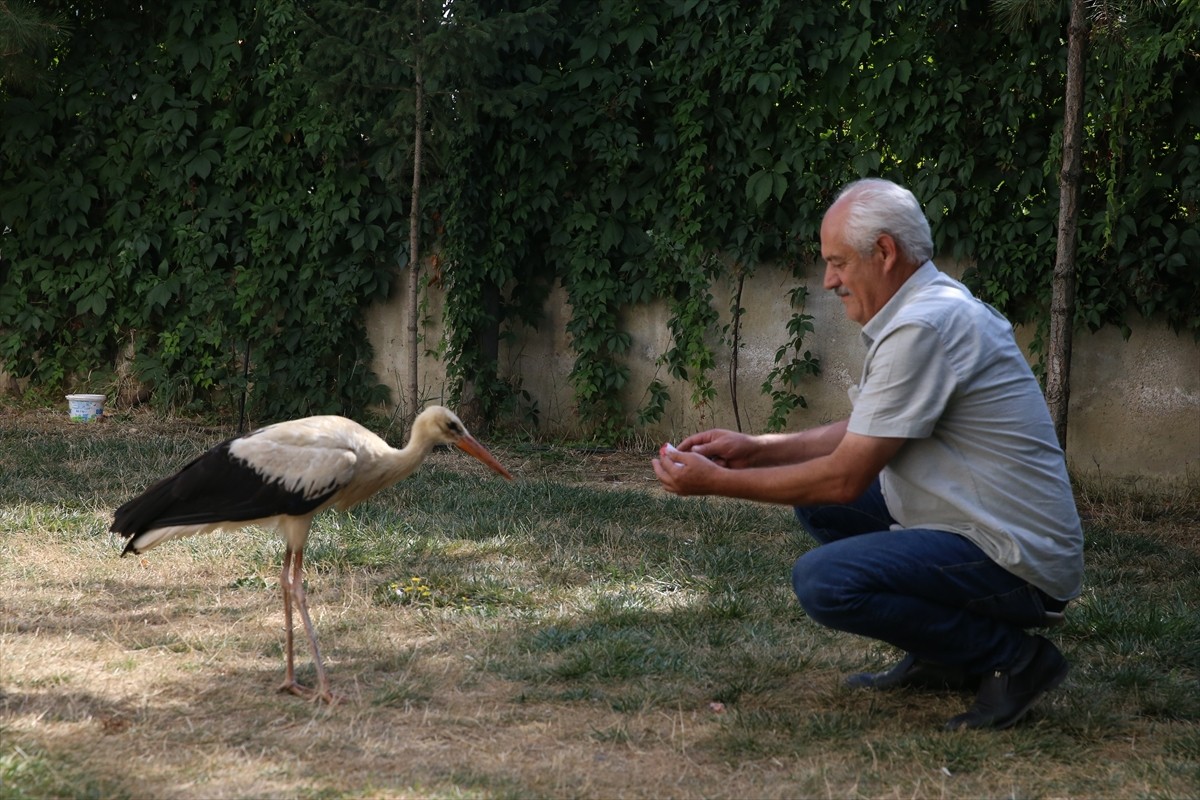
[847,261,1084,601]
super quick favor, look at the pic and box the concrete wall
[1062,323,1200,478]
[365,260,1200,480]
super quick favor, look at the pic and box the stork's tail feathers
[118,524,216,556]
[110,442,239,555]
[111,473,208,556]
[112,472,180,554]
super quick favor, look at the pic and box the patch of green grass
[373,571,535,613]
[0,745,129,800]
[372,679,433,708]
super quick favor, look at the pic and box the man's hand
[652,425,905,507]
[651,447,722,496]
[676,429,758,469]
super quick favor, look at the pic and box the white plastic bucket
[66,394,105,422]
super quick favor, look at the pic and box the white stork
[110,405,512,704]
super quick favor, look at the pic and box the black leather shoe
[846,652,979,692]
[945,636,1069,731]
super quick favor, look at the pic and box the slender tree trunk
[457,282,500,435]
[729,271,744,432]
[405,16,425,429]
[1046,0,1086,451]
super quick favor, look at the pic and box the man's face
[820,202,890,326]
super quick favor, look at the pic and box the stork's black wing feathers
[111,438,338,538]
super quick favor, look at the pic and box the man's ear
[876,233,901,272]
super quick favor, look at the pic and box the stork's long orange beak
[455,435,513,480]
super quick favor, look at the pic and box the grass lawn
[1,408,1197,799]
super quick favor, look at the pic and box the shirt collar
[860,260,939,346]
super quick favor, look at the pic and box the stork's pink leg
[284,549,337,704]
[278,547,305,697]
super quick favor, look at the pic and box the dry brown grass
[2,408,1197,799]
[2,527,836,800]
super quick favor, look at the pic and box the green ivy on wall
[2,0,1196,438]
[0,0,396,420]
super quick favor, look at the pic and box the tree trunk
[405,18,425,429]
[1046,0,1086,451]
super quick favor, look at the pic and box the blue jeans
[791,481,1057,674]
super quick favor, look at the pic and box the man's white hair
[834,178,934,263]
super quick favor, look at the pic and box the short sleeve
[848,323,958,439]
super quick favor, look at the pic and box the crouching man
[653,178,1082,730]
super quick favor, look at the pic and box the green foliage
[0,1,68,94]
[421,0,1197,440]
[0,0,1196,436]
[0,0,395,419]
[762,284,821,432]
[1073,6,1200,337]
[427,1,846,440]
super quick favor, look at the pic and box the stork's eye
[448,421,464,435]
